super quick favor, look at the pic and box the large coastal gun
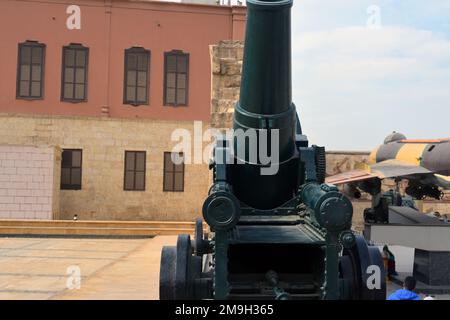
[160,0,386,300]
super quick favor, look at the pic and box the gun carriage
[160,0,386,300]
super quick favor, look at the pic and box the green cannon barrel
[231,0,299,210]
[239,0,293,115]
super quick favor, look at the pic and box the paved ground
[0,237,448,300]
[0,236,176,300]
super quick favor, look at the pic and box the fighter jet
[326,132,450,200]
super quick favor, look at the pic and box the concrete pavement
[0,236,176,300]
[1,237,449,300]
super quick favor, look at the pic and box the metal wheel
[341,235,386,300]
[193,218,205,256]
[174,234,192,299]
[160,246,176,300]
[160,232,213,300]
[339,255,358,299]
[159,234,194,300]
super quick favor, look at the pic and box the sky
[290,0,450,150]
[170,0,450,150]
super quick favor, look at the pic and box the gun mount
[160,0,386,300]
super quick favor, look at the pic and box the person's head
[403,276,416,291]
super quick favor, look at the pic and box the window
[61,149,82,190]
[164,50,189,106]
[16,41,45,99]
[163,152,184,192]
[124,47,150,105]
[61,44,89,102]
[124,151,146,191]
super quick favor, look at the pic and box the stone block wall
[326,151,371,176]
[0,145,60,219]
[0,114,210,221]
[210,40,244,129]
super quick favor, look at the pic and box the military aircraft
[326,132,450,200]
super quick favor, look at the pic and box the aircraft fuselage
[369,139,450,176]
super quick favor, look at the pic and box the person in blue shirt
[388,276,421,300]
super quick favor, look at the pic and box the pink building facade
[0,0,246,121]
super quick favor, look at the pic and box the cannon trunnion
[160,0,386,300]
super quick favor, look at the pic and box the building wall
[0,114,210,221]
[0,145,60,219]
[326,151,371,177]
[210,40,243,129]
[0,0,246,121]
[0,1,245,221]
[1,10,447,223]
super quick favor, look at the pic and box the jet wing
[326,159,432,185]
[325,170,377,185]
[370,159,432,179]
